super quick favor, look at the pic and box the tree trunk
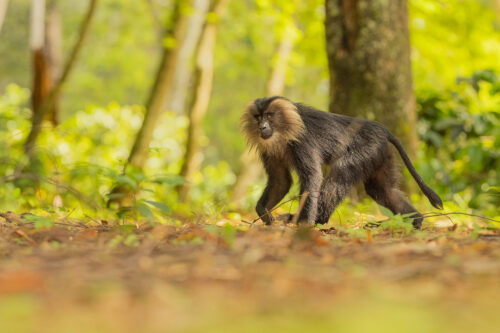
[108,0,209,207]
[266,31,294,96]
[45,0,63,124]
[30,0,52,124]
[165,0,209,114]
[231,23,295,206]
[0,0,8,33]
[324,0,417,159]
[24,0,97,159]
[177,0,228,201]
[30,0,62,127]
[127,0,208,169]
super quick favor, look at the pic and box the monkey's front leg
[296,163,323,225]
[256,166,292,225]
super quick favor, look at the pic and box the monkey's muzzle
[259,119,273,139]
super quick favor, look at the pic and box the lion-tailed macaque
[241,96,442,228]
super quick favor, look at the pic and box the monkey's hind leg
[364,164,423,229]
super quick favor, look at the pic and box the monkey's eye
[265,113,272,119]
[255,115,262,121]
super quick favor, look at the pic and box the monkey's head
[241,97,305,155]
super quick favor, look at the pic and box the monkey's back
[293,104,392,176]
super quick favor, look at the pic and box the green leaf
[151,174,186,186]
[115,175,137,189]
[136,204,154,218]
[22,214,54,229]
[143,200,171,213]
[107,192,126,200]
[378,206,394,218]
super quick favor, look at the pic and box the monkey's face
[256,112,274,139]
[241,97,305,155]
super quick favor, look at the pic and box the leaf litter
[0,211,499,333]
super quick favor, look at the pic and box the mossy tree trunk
[324,0,418,159]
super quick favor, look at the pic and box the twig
[84,214,101,225]
[244,193,500,228]
[422,212,500,223]
[0,217,36,245]
[291,191,309,224]
[23,221,88,229]
[246,190,326,225]
[248,194,302,224]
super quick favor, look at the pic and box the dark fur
[241,96,443,228]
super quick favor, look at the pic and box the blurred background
[0,0,499,219]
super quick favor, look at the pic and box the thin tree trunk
[177,0,228,201]
[24,0,97,159]
[127,0,208,168]
[231,23,295,205]
[165,0,209,114]
[31,0,62,127]
[108,0,209,207]
[45,0,63,124]
[0,0,8,33]
[30,0,52,124]
[324,0,417,158]
[266,31,294,96]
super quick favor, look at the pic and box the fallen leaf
[0,270,45,294]
[76,228,99,241]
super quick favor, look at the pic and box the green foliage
[410,0,500,92]
[21,214,54,229]
[377,206,415,235]
[379,215,415,236]
[417,70,500,213]
[0,84,235,217]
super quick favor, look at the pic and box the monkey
[240,96,443,229]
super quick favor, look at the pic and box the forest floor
[0,211,500,333]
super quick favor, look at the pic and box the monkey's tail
[388,134,443,209]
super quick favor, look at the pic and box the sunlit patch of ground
[0,212,499,333]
